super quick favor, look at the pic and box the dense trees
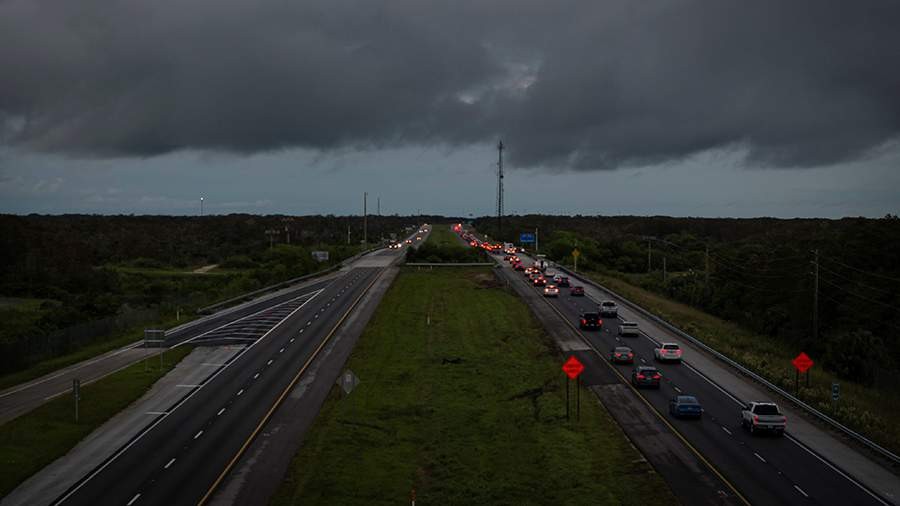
[475,215,900,385]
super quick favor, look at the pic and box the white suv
[599,300,618,317]
[654,343,683,363]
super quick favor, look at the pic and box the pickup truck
[618,321,639,337]
[741,402,786,436]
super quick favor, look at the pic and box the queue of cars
[499,249,789,434]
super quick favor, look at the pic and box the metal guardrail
[554,264,900,467]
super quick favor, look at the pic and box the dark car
[579,312,602,330]
[533,277,547,287]
[557,276,571,287]
[631,366,661,388]
[570,286,585,296]
[609,346,634,364]
[669,395,703,418]
[513,262,525,271]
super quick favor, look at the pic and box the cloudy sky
[1,0,899,218]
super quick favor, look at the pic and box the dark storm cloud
[1,0,899,170]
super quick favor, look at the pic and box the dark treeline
[475,215,900,385]
[0,214,417,373]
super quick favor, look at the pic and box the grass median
[0,345,193,497]
[271,267,675,506]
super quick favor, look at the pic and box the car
[579,312,602,330]
[405,239,413,244]
[524,267,536,275]
[543,285,559,297]
[654,343,683,363]
[741,402,786,436]
[513,263,526,271]
[570,286,585,296]
[552,274,562,283]
[618,321,639,337]
[557,276,570,287]
[631,366,661,388]
[533,277,547,287]
[544,271,556,280]
[669,395,703,418]
[600,300,618,317]
[609,346,634,364]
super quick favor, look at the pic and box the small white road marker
[217,408,225,416]
[164,458,176,469]
[673,386,682,393]
[253,372,260,379]
[127,493,141,505]
[237,389,244,396]
[290,338,295,343]
[640,358,646,363]
[721,426,732,435]
[279,347,284,353]
[194,430,203,439]
[267,359,273,366]
[754,452,766,463]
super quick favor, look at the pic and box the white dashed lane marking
[721,426,732,435]
[253,373,260,379]
[164,458,175,469]
[754,452,766,463]
[237,389,244,396]
[217,408,225,416]
[127,493,141,505]
[267,359,273,366]
[194,430,203,440]
[794,485,809,498]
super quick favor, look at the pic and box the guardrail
[196,247,379,315]
[554,264,900,467]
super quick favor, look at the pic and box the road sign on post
[792,352,814,393]
[832,383,840,401]
[562,356,585,421]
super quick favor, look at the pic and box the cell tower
[497,140,504,237]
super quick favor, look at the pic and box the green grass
[0,345,193,497]
[582,269,900,458]
[270,268,675,506]
[0,313,200,392]
[424,224,466,248]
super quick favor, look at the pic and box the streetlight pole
[200,196,204,217]
[363,192,368,247]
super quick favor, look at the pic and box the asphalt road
[502,251,889,506]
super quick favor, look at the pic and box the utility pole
[282,217,293,245]
[705,244,710,287]
[813,249,819,341]
[497,140,504,239]
[363,192,368,246]
[647,239,652,273]
[663,256,667,283]
[200,196,204,217]
[535,228,539,253]
[347,224,351,245]
[265,229,278,250]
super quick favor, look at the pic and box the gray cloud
[1,0,899,170]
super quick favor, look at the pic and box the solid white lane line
[722,426,732,435]
[794,485,809,498]
[164,458,176,469]
[127,493,141,505]
[266,359,273,366]
[217,408,226,416]
[194,430,203,439]
[237,389,244,396]
[754,452,766,463]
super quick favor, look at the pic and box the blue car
[669,395,703,418]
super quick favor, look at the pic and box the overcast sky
[2,0,899,218]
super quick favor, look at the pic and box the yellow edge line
[531,271,753,506]
[197,269,384,505]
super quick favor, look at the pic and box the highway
[46,228,429,506]
[488,247,891,506]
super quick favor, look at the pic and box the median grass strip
[582,269,900,458]
[424,224,465,248]
[271,268,675,506]
[0,345,192,497]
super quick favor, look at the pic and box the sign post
[791,352,814,394]
[572,249,581,273]
[562,356,585,422]
[831,382,840,412]
[73,379,80,423]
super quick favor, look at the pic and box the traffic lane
[56,268,381,506]
[543,282,882,506]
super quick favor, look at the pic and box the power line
[817,263,895,296]
[820,293,900,334]
[818,277,900,314]
[819,254,900,284]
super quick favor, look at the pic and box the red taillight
[627,353,634,358]
[580,319,586,324]
[598,319,603,325]
[674,350,683,356]
[614,353,621,358]
[753,415,759,424]
[652,374,661,379]
[636,374,645,380]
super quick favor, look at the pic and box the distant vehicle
[543,271,556,280]
[557,276,570,287]
[654,343,683,363]
[600,300,618,317]
[618,321,639,337]
[514,263,526,271]
[570,286,585,296]
[533,277,547,287]
[669,395,703,418]
[405,239,413,244]
[579,312,602,330]
[631,366,661,388]
[741,402,786,436]
[543,285,559,297]
[609,346,634,364]
[389,242,401,249]
[504,242,515,251]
